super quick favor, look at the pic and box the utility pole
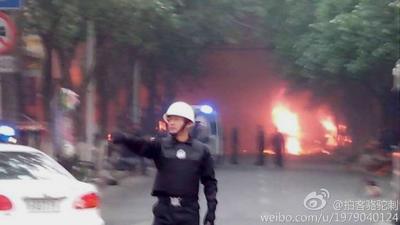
[85,20,97,144]
[132,59,141,126]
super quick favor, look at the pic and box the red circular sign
[0,12,17,54]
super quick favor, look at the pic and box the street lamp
[390,60,400,225]
[393,59,400,92]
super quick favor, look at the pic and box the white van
[191,105,224,163]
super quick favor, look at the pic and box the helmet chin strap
[169,120,191,137]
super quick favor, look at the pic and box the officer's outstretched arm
[112,133,161,159]
[201,149,218,225]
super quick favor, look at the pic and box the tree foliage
[261,0,399,88]
[260,0,400,142]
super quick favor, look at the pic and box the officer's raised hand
[109,131,157,158]
[109,131,126,144]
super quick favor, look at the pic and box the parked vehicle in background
[192,105,224,163]
[0,124,18,144]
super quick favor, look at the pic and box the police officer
[112,101,218,225]
[230,127,239,165]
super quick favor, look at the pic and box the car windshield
[0,151,73,180]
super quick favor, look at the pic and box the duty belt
[158,196,197,207]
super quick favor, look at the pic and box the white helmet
[163,101,195,123]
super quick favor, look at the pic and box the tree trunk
[163,72,177,110]
[58,49,73,89]
[144,69,158,134]
[15,71,24,120]
[41,39,54,124]
[95,50,109,135]
[74,90,87,141]
[98,84,108,135]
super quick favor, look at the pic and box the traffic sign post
[0,11,17,119]
[0,55,17,73]
[0,75,2,118]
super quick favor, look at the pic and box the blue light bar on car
[200,105,214,114]
[0,125,16,136]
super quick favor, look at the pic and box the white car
[0,143,105,225]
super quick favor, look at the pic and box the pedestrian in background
[255,125,265,166]
[230,127,239,165]
[271,127,285,168]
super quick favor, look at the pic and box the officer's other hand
[109,131,126,144]
[203,212,215,225]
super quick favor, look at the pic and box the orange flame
[272,104,302,155]
[321,119,337,133]
[320,118,338,147]
[263,149,276,155]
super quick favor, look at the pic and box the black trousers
[274,150,284,167]
[152,199,200,225]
